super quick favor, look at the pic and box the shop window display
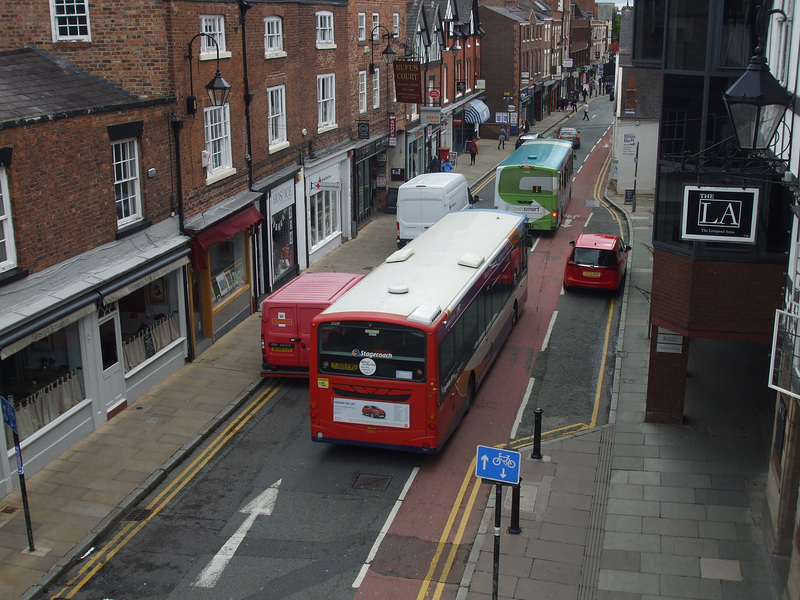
[209,232,247,305]
[1,322,86,445]
[309,189,339,249]
[272,206,295,280]
[117,271,182,372]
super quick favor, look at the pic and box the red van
[261,272,364,377]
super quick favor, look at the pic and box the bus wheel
[465,376,476,413]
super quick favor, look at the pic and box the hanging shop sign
[681,186,759,243]
[393,60,423,104]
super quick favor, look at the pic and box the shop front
[264,174,300,292]
[406,124,427,179]
[0,224,189,492]
[305,151,351,266]
[186,198,264,353]
[353,134,390,224]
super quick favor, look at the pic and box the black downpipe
[239,0,254,190]
[171,114,195,362]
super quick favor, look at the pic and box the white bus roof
[320,210,525,325]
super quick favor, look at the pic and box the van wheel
[465,376,476,413]
[512,269,519,286]
[511,301,518,326]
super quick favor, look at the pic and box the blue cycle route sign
[1,396,17,434]
[475,445,521,485]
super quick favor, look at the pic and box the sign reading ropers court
[681,186,759,243]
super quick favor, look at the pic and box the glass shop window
[209,232,247,306]
[1,322,86,445]
[117,270,182,372]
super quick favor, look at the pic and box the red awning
[189,205,264,269]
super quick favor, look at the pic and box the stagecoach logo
[352,349,393,359]
[681,186,759,244]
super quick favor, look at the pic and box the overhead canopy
[190,205,264,269]
[463,99,490,124]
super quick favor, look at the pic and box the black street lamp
[370,25,396,75]
[723,2,793,151]
[185,32,232,115]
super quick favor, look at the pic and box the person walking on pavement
[583,104,590,120]
[441,157,453,172]
[469,138,478,165]
[498,126,507,149]
[429,155,440,173]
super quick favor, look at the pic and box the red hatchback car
[563,233,631,292]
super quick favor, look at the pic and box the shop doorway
[97,303,124,413]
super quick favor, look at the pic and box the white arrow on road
[192,478,282,589]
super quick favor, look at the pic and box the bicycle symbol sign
[475,445,521,485]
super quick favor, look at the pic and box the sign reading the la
[681,186,759,243]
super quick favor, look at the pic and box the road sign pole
[2,396,35,552]
[13,430,35,552]
[492,483,502,600]
[508,479,521,534]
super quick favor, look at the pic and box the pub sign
[681,186,759,243]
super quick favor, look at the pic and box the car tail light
[557,134,562,139]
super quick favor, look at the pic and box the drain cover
[353,473,392,491]
[1,504,19,516]
[124,508,153,521]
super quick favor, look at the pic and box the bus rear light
[316,431,323,439]
[552,211,557,218]
[428,413,436,421]
[428,422,436,430]
[310,402,317,409]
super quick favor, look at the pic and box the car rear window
[573,248,616,267]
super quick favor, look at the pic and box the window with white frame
[316,11,334,46]
[113,139,142,227]
[204,104,233,177]
[264,16,284,55]
[267,85,287,148]
[200,16,227,55]
[50,0,90,42]
[309,188,339,249]
[372,13,380,40]
[372,68,380,109]
[393,13,400,36]
[358,71,367,113]
[317,74,336,128]
[358,13,366,41]
[0,166,17,272]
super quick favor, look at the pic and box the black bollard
[508,479,522,534]
[531,407,543,459]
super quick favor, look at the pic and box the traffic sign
[1,396,17,434]
[429,89,440,98]
[476,445,520,485]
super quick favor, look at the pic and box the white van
[396,173,478,248]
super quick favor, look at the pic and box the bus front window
[318,322,426,380]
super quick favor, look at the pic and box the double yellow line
[415,137,619,599]
[50,381,284,599]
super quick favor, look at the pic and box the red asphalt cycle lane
[354,127,615,600]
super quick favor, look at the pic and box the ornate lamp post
[185,32,232,115]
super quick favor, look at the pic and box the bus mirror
[525,234,534,248]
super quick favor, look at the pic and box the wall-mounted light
[723,2,793,150]
[185,32,232,115]
[370,25,396,75]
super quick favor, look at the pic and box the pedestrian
[498,127,507,149]
[441,157,453,172]
[583,104,589,120]
[572,101,577,114]
[469,138,478,165]
[522,120,530,134]
[429,155,441,173]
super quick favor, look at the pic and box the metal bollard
[508,479,522,534]
[531,407,543,459]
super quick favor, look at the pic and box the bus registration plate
[331,362,358,371]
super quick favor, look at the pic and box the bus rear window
[318,322,426,380]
